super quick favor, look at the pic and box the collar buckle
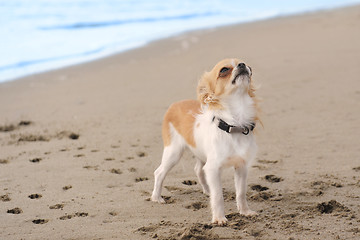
[241,126,250,135]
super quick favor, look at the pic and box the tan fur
[197,58,261,123]
[162,100,201,147]
[225,156,246,169]
[163,59,261,147]
[197,59,236,110]
[153,59,261,224]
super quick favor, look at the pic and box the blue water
[1,0,359,82]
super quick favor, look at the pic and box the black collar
[212,117,255,135]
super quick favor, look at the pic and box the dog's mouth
[232,70,249,84]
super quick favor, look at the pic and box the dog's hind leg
[151,142,184,203]
[194,159,210,195]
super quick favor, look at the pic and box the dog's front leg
[203,163,227,225]
[234,166,257,216]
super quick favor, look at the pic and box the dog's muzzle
[232,63,249,84]
[237,62,249,76]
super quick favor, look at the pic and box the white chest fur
[192,94,257,168]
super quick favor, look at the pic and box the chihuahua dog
[151,59,260,225]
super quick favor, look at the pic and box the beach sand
[1,5,360,240]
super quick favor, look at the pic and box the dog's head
[197,58,255,109]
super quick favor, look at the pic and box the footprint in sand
[185,202,207,211]
[317,200,350,214]
[49,204,64,209]
[223,190,236,201]
[163,196,175,204]
[250,184,269,192]
[136,151,147,157]
[28,194,42,199]
[258,159,279,164]
[137,222,215,239]
[74,212,88,217]
[0,121,32,132]
[69,133,79,140]
[18,121,32,126]
[73,154,85,158]
[135,177,149,182]
[252,165,267,170]
[7,207,23,214]
[1,194,11,202]
[29,158,42,163]
[109,211,118,216]
[0,124,17,132]
[83,165,99,170]
[182,180,197,186]
[18,134,49,142]
[32,219,49,224]
[253,159,279,171]
[110,169,122,174]
[264,175,283,183]
[62,185,72,191]
[353,167,360,172]
[0,159,9,164]
[59,212,88,220]
[59,215,73,220]
[250,191,275,201]
[56,131,80,140]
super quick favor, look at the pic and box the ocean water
[1,0,358,82]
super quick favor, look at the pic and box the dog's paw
[150,195,166,204]
[212,216,228,226]
[240,209,257,216]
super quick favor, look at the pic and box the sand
[1,5,360,240]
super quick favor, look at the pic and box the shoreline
[1,5,360,240]
[2,3,359,85]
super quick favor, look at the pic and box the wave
[40,11,219,30]
[0,46,107,71]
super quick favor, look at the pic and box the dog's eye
[220,67,229,73]
[219,67,230,77]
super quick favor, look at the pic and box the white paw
[150,195,166,204]
[212,216,228,226]
[240,209,257,216]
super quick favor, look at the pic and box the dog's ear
[197,72,222,109]
[197,72,211,105]
[197,84,208,105]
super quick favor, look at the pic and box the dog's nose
[238,63,246,69]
